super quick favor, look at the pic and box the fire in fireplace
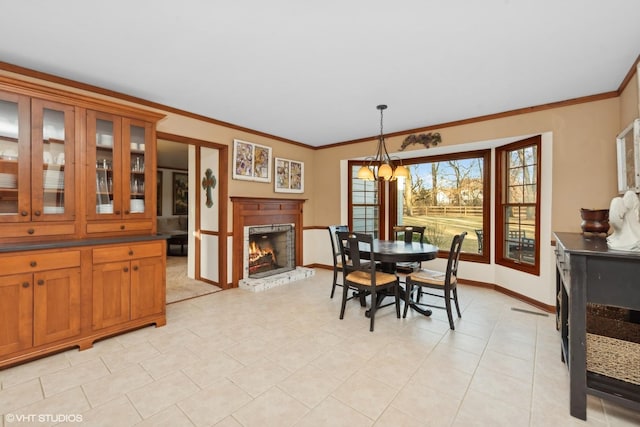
[245,223,295,279]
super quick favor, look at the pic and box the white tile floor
[1,269,640,426]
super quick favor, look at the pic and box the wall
[1,64,636,305]
[157,167,187,220]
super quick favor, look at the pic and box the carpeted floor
[166,256,222,303]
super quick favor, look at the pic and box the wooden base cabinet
[0,251,81,358]
[0,238,166,369]
[92,241,165,331]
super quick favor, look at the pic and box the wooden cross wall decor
[202,168,217,208]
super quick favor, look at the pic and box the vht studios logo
[5,413,84,423]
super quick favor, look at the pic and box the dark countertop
[554,231,640,259]
[0,234,170,253]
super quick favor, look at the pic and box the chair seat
[346,270,397,286]
[408,268,455,286]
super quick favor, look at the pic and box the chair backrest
[336,231,378,282]
[328,225,349,264]
[445,231,467,284]
[393,225,425,243]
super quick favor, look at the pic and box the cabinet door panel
[131,256,165,320]
[0,90,30,222]
[86,111,122,220]
[33,267,81,346]
[0,273,33,356]
[122,118,152,218]
[31,99,76,223]
[92,261,130,329]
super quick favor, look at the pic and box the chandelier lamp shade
[356,104,409,181]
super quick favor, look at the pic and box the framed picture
[172,172,188,215]
[156,171,162,216]
[274,157,304,193]
[232,139,272,182]
[616,118,640,193]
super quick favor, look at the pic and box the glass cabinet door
[0,91,29,222]
[87,110,122,219]
[31,99,75,221]
[123,118,151,216]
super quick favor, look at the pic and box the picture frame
[274,157,304,193]
[232,139,272,183]
[156,171,162,216]
[616,118,640,193]
[172,172,188,215]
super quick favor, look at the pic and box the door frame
[157,131,229,288]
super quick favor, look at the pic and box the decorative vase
[580,208,610,234]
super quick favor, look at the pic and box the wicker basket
[586,333,640,385]
[586,304,640,344]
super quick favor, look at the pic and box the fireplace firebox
[244,224,295,279]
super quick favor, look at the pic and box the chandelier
[356,104,409,181]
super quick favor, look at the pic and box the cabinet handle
[125,210,130,214]
[120,225,126,230]
[37,279,44,286]
[30,261,37,267]
[21,211,28,216]
[22,282,29,288]
[34,210,41,216]
[133,265,139,271]
[124,267,129,273]
[27,228,35,235]
[115,210,121,215]
[128,250,134,256]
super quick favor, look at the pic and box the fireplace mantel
[231,197,306,287]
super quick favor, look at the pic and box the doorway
[156,132,229,301]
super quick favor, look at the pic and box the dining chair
[393,225,426,273]
[336,231,401,332]
[327,225,350,298]
[403,231,467,330]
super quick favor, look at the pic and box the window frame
[348,160,386,238]
[495,135,541,275]
[390,149,491,263]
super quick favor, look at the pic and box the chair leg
[369,291,376,332]
[330,268,338,298]
[394,284,401,318]
[403,283,413,318]
[444,288,455,330]
[339,280,349,319]
[453,287,462,318]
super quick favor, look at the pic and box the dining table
[348,238,439,315]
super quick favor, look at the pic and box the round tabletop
[357,239,439,264]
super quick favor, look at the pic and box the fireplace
[245,224,295,279]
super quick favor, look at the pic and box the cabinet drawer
[0,223,76,238]
[1,250,81,275]
[86,220,153,235]
[93,242,163,264]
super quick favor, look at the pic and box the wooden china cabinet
[0,76,167,369]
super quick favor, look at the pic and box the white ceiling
[2,1,639,147]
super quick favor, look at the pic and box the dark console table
[554,232,640,420]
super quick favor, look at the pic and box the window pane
[350,164,379,238]
[397,155,486,254]
[504,205,534,264]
